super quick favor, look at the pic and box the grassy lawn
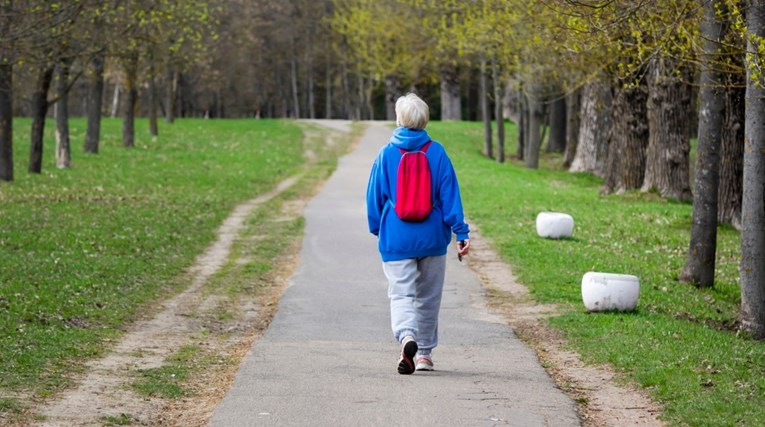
[0,118,312,414]
[428,121,758,426]
[1,117,758,426]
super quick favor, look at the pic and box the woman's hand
[457,239,470,260]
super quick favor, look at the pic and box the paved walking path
[209,124,580,426]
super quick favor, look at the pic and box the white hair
[395,93,429,130]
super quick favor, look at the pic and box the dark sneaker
[397,337,418,375]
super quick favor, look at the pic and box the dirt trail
[466,224,665,426]
[33,177,301,426]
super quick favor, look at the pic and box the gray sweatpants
[382,255,446,354]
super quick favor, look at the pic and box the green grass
[100,413,138,426]
[131,345,201,399]
[428,120,757,426]
[1,116,754,425]
[0,118,307,403]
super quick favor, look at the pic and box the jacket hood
[389,127,431,151]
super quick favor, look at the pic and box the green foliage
[725,0,765,87]
[430,120,761,426]
[0,118,304,400]
[329,0,760,100]
[331,0,431,82]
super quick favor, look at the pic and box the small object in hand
[458,240,465,262]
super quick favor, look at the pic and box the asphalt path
[209,123,580,426]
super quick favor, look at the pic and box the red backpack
[393,141,433,221]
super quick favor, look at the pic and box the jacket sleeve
[437,151,470,241]
[366,152,385,236]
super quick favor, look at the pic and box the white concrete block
[536,212,574,239]
[581,272,640,312]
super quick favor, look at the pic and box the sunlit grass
[0,118,304,400]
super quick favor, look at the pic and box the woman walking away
[366,93,470,375]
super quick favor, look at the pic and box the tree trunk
[440,63,461,121]
[517,87,526,160]
[308,50,315,119]
[148,49,158,137]
[570,79,612,176]
[493,62,505,163]
[122,55,138,148]
[0,2,11,181]
[29,65,54,174]
[365,76,374,120]
[214,89,222,118]
[384,76,398,121]
[480,56,492,158]
[110,83,120,118]
[601,80,649,195]
[547,95,566,153]
[342,60,352,120]
[525,86,544,169]
[325,61,332,119]
[718,72,745,230]
[563,88,581,168]
[165,65,177,124]
[54,59,72,169]
[291,55,300,119]
[356,72,363,120]
[680,0,728,287]
[642,57,693,201]
[740,0,765,339]
[85,52,104,154]
[0,60,12,182]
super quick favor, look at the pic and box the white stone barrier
[535,212,574,239]
[581,272,640,312]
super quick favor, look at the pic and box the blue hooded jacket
[366,127,470,262]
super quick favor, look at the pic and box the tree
[563,88,580,168]
[524,81,545,169]
[569,78,612,176]
[332,0,428,119]
[54,58,74,169]
[680,0,730,287]
[440,62,461,120]
[601,77,649,195]
[479,56,492,158]
[641,56,694,202]
[547,95,566,153]
[718,3,747,229]
[21,0,85,173]
[85,50,105,154]
[121,52,139,148]
[740,0,765,338]
[493,60,505,163]
[28,65,55,173]
[553,1,699,191]
[718,69,745,229]
[0,0,13,182]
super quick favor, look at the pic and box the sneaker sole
[415,363,434,371]
[398,340,418,375]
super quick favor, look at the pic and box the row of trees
[0,0,216,180]
[0,1,763,337]
[0,0,387,179]
[335,1,765,336]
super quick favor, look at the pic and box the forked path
[210,124,580,426]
